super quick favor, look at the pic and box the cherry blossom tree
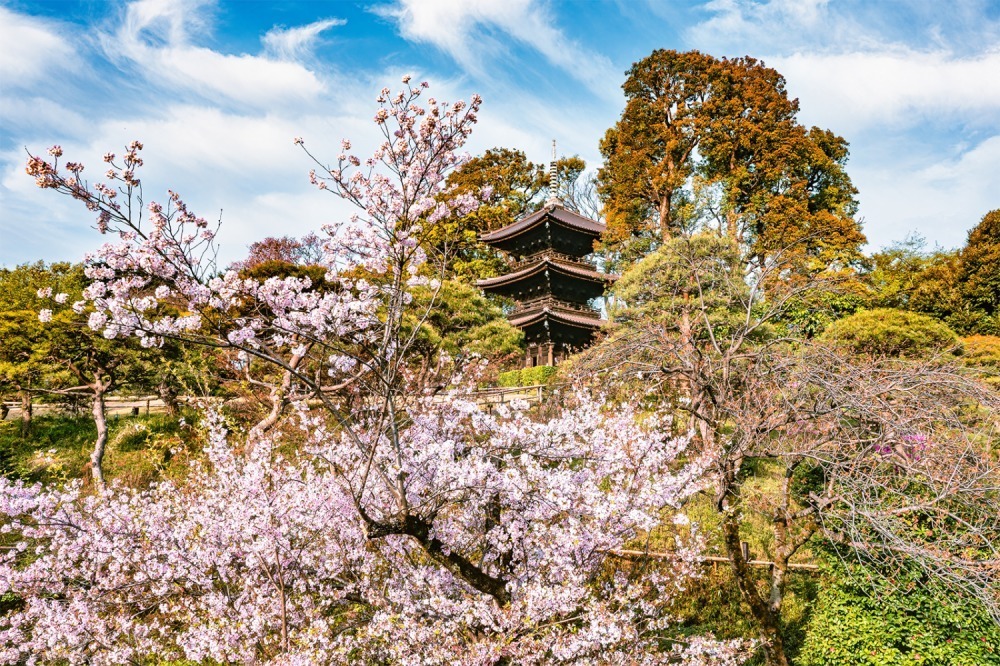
[7,79,750,664]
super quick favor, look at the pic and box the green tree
[0,262,75,435]
[33,264,163,487]
[958,209,1000,334]
[405,280,523,387]
[597,49,865,272]
[865,236,966,328]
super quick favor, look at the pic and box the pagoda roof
[475,256,616,291]
[480,203,605,245]
[508,306,604,331]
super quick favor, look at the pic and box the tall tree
[598,50,865,272]
[958,208,1000,334]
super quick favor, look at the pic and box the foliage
[611,232,762,342]
[865,214,1000,336]
[957,209,1000,334]
[597,49,865,272]
[819,308,960,357]
[0,262,74,418]
[407,280,523,356]
[496,365,558,387]
[798,556,1000,666]
[576,230,1000,666]
[962,335,1000,389]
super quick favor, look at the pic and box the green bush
[798,558,1000,666]
[521,365,557,386]
[496,365,557,387]
[962,335,1000,389]
[819,308,960,357]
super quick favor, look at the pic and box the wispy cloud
[0,6,76,86]
[853,135,1000,249]
[773,48,1000,134]
[263,18,346,61]
[101,0,330,108]
[375,0,619,100]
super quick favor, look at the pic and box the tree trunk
[19,391,32,438]
[659,193,672,241]
[722,512,790,666]
[1,401,9,421]
[90,386,109,489]
[157,379,180,417]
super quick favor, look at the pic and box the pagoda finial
[546,139,560,206]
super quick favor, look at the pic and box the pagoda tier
[478,203,604,259]
[476,255,614,305]
[508,298,603,346]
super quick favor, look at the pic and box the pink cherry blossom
[17,81,751,665]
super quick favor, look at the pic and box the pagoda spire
[545,139,560,206]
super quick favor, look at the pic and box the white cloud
[855,135,1000,250]
[0,102,362,266]
[102,0,330,108]
[773,49,1000,134]
[0,7,75,86]
[693,0,831,43]
[376,0,619,100]
[263,18,345,61]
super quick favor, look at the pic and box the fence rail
[3,386,551,421]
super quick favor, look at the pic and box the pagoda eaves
[476,256,615,304]
[479,204,604,259]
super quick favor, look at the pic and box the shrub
[798,557,1000,665]
[962,335,1000,389]
[497,366,557,387]
[819,308,959,357]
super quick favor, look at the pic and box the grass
[0,410,201,487]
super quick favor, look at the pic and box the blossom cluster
[0,398,746,664]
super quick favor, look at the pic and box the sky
[1,0,999,267]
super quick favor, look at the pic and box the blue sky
[2,0,999,267]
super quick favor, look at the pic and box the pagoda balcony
[510,295,601,319]
[512,250,597,272]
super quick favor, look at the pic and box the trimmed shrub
[799,558,1000,666]
[962,335,1000,389]
[820,308,959,357]
[496,366,557,387]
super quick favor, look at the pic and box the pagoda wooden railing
[511,295,600,318]
[512,250,596,272]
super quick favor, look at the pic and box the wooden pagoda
[477,147,614,367]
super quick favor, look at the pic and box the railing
[512,251,596,271]
[511,295,599,317]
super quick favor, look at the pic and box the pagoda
[477,144,615,367]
